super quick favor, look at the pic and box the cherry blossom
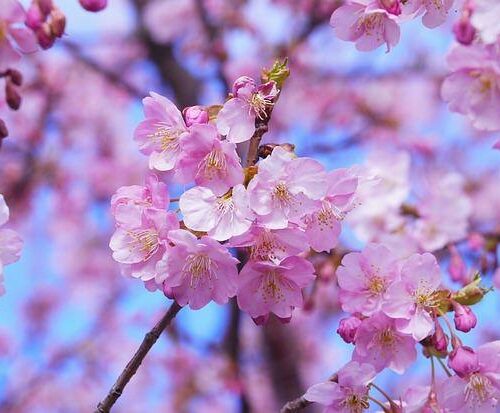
[157,229,239,310]
[217,76,278,143]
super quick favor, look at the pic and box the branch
[280,396,312,413]
[94,301,183,413]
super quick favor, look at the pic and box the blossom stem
[368,395,390,412]
[430,356,436,386]
[370,383,398,410]
[438,309,457,340]
[93,301,182,412]
[436,356,453,378]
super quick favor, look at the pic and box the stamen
[127,229,159,260]
[182,253,218,289]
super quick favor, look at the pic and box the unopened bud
[183,105,208,127]
[79,0,108,12]
[453,17,476,45]
[448,246,467,283]
[452,302,477,333]
[50,8,66,38]
[0,119,8,140]
[6,82,21,110]
[337,316,361,344]
[448,345,479,378]
[7,69,23,86]
[431,320,448,353]
[36,24,55,49]
[37,0,54,15]
[26,3,44,30]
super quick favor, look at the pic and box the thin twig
[94,301,183,413]
[280,396,312,413]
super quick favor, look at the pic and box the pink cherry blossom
[329,0,401,52]
[0,0,38,71]
[471,0,500,44]
[352,312,417,374]
[237,256,315,321]
[134,92,189,172]
[337,316,362,344]
[179,184,253,241]
[157,229,239,310]
[0,194,23,296]
[217,76,278,143]
[337,243,400,316]
[110,174,169,229]
[228,224,309,262]
[109,209,179,281]
[439,341,500,411]
[442,43,500,132]
[176,123,244,195]
[410,0,454,29]
[303,168,357,253]
[383,252,441,341]
[304,361,376,413]
[247,146,327,230]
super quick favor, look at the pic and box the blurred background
[0,0,499,411]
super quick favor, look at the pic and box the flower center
[251,231,284,262]
[261,271,286,302]
[250,93,273,120]
[465,373,494,405]
[182,253,218,289]
[367,276,386,295]
[150,122,182,152]
[127,229,159,260]
[413,282,440,309]
[358,13,383,36]
[340,393,370,413]
[272,182,293,206]
[376,328,397,349]
[201,149,227,179]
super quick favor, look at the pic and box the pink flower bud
[337,316,361,344]
[183,106,209,127]
[232,76,257,97]
[431,321,448,353]
[26,4,44,30]
[162,284,175,300]
[453,302,477,333]
[50,8,66,38]
[36,24,55,49]
[5,82,21,110]
[448,345,479,378]
[0,119,8,140]
[448,246,467,283]
[453,17,476,45]
[37,0,54,16]
[79,0,108,12]
[379,0,402,15]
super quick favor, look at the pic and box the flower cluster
[109,70,358,322]
[305,242,500,412]
[0,194,23,296]
[442,0,500,137]
[329,0,455,52]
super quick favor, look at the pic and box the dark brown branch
[94,301,182,413]
[280,396,312,413]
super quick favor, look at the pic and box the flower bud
[36,24,55,49]
[453,17,476,46]
[337,316,361,344]
[79,0,108,12]
[431,320,448,353]
[50,8,66,38]
[26,3,44,30]
[7,69,23,87]
[183,106,208,127]
[0,119,8,140]
[37,0,54,16]
[453,302,477,333]
[380,0,402,15]
[5,82,21,110]
[448,345,479,378]
[232,76,256,97]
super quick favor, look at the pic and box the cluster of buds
[26,0,65,49]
